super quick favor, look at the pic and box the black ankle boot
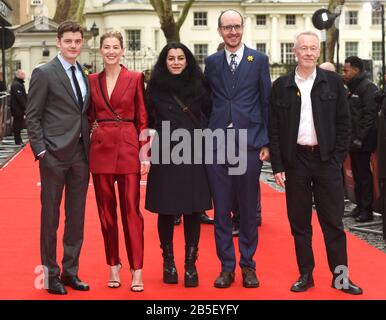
[161,244,178,284]
[184,245,198,287]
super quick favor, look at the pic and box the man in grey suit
[26,21,90,295]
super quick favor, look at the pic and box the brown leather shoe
[214,271,235,288]
[241,267,259,288]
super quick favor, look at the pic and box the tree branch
[176,0,195,29]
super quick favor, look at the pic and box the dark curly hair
[147,42,206,101]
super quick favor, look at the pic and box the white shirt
[295,68,318,146]
[225,45,245,128]
[224,44,245,68]
[57,54,87,102]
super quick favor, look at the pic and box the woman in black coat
[145,42,212,287]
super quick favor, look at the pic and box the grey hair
[294,31,320,48]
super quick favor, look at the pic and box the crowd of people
[21,9,386,296]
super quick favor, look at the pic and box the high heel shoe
[130,269,144,292]
[107,263,122,288]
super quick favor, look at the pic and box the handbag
[171,93,207,129]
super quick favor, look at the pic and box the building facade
[6,0,386,86]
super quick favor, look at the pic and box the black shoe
[184,245,198,287]
[257,215,262,227]
[161,244,178,284]
[174,215,182,226]
[214,271,235,288]
[60,275,90,291]
[349,206,361,218]
[332,277,363,295]
[241,267,259,288]
[290,273,314,292]
[355,212,373,223]
[200,212,214,224]
[47,277,67,295]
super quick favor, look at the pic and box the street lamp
[312,7,342,68]
[90,22,99,72]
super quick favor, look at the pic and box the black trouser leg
[350,151,373,213]
[13,116,23,144]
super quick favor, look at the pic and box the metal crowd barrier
[0,91,11,141]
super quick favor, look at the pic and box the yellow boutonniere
[297,91,301,97]
[84,68,89,76]
[247,55,254,62]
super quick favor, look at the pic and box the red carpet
[0,146,386,300]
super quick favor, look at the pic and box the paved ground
[261,162,386,254]
[0,130,28,168]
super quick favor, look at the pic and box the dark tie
[229,53,238,74]
[70,65,83,109]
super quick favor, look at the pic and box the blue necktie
[229,53,238,74]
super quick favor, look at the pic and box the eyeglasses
[220,24,243,32]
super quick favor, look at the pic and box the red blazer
[88,66,148,174]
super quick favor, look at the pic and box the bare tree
[150,0,195,42]
[53,0,86,24]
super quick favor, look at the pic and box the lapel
[215,50,232,98]
[231,45,254,98]
[97,70,114,115]
[77,61,90,112]
[52,57,79,109]
[110,66,133,109]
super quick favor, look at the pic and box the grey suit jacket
[26,57,90,162]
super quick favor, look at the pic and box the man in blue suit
[204,9,271,288]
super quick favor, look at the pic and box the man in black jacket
[269,31,362,295]
[342,56,379,222]
[10,70,28,145]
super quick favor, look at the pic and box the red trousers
[92,173,144,269]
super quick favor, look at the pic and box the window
[256,15,266,26]
[256,43,266,54]
[126,30,141,51]
[372,11,382,25]
[194,12,207,26]
[281,43,295,64]
[345,11,358,25]
[345,42,358,58]
[372,41,382,61]
[286,15,296,25]
[194,44,208,65]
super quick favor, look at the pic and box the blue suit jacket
[204,45,271,150]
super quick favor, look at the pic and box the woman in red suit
[88,31,149,292]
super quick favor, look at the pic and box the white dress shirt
[224,44,245,68]
[57,54,87,102]
[224,45,245,128]
[295,68,318,146]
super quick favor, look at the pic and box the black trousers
[284,147,348,275]
[349,150,374,213]
[39,141,89,278]
[13,115,24,144]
